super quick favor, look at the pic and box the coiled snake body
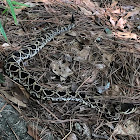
[3,21,136,120]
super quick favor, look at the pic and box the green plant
[0,19,7,41]
[0,0,30,41]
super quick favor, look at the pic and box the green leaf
[2,8,9,14]
[11,1,30,7]
[0,20,8,41]
[6,0,17,25]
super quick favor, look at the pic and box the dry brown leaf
[114,31,138,40]
[75,0,81,5]
[135,43,140,52]
[125,7,140,19]
[120,47,137,53]
[111,84,121,96]
[110,16,116,27]
[86,69,98,83]
[78,6,92,15]
[111,0,118,7]
[116,17,127,29]
[35,0,52,4]
[74,46,91,61]
[82,0,96,10]
[68,31,77,37]
[135,77,140,87]
[56,84,70,93]
[112,9,121,14]
[102,52,114,64]
[50,60,73,81]
[83,0,104,15]
[114,120,140,135]
[38,0,73,4]
[27,125,40,140]
[0,90,26,107]
[24,2,36,7]
[95,64,106,70]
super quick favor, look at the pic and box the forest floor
[0,0,140,140]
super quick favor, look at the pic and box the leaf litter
[0,0,140,139]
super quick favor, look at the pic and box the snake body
[3,21,136,120]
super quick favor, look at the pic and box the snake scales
[3,19,136,120]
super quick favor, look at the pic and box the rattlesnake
[3,17,136,120]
